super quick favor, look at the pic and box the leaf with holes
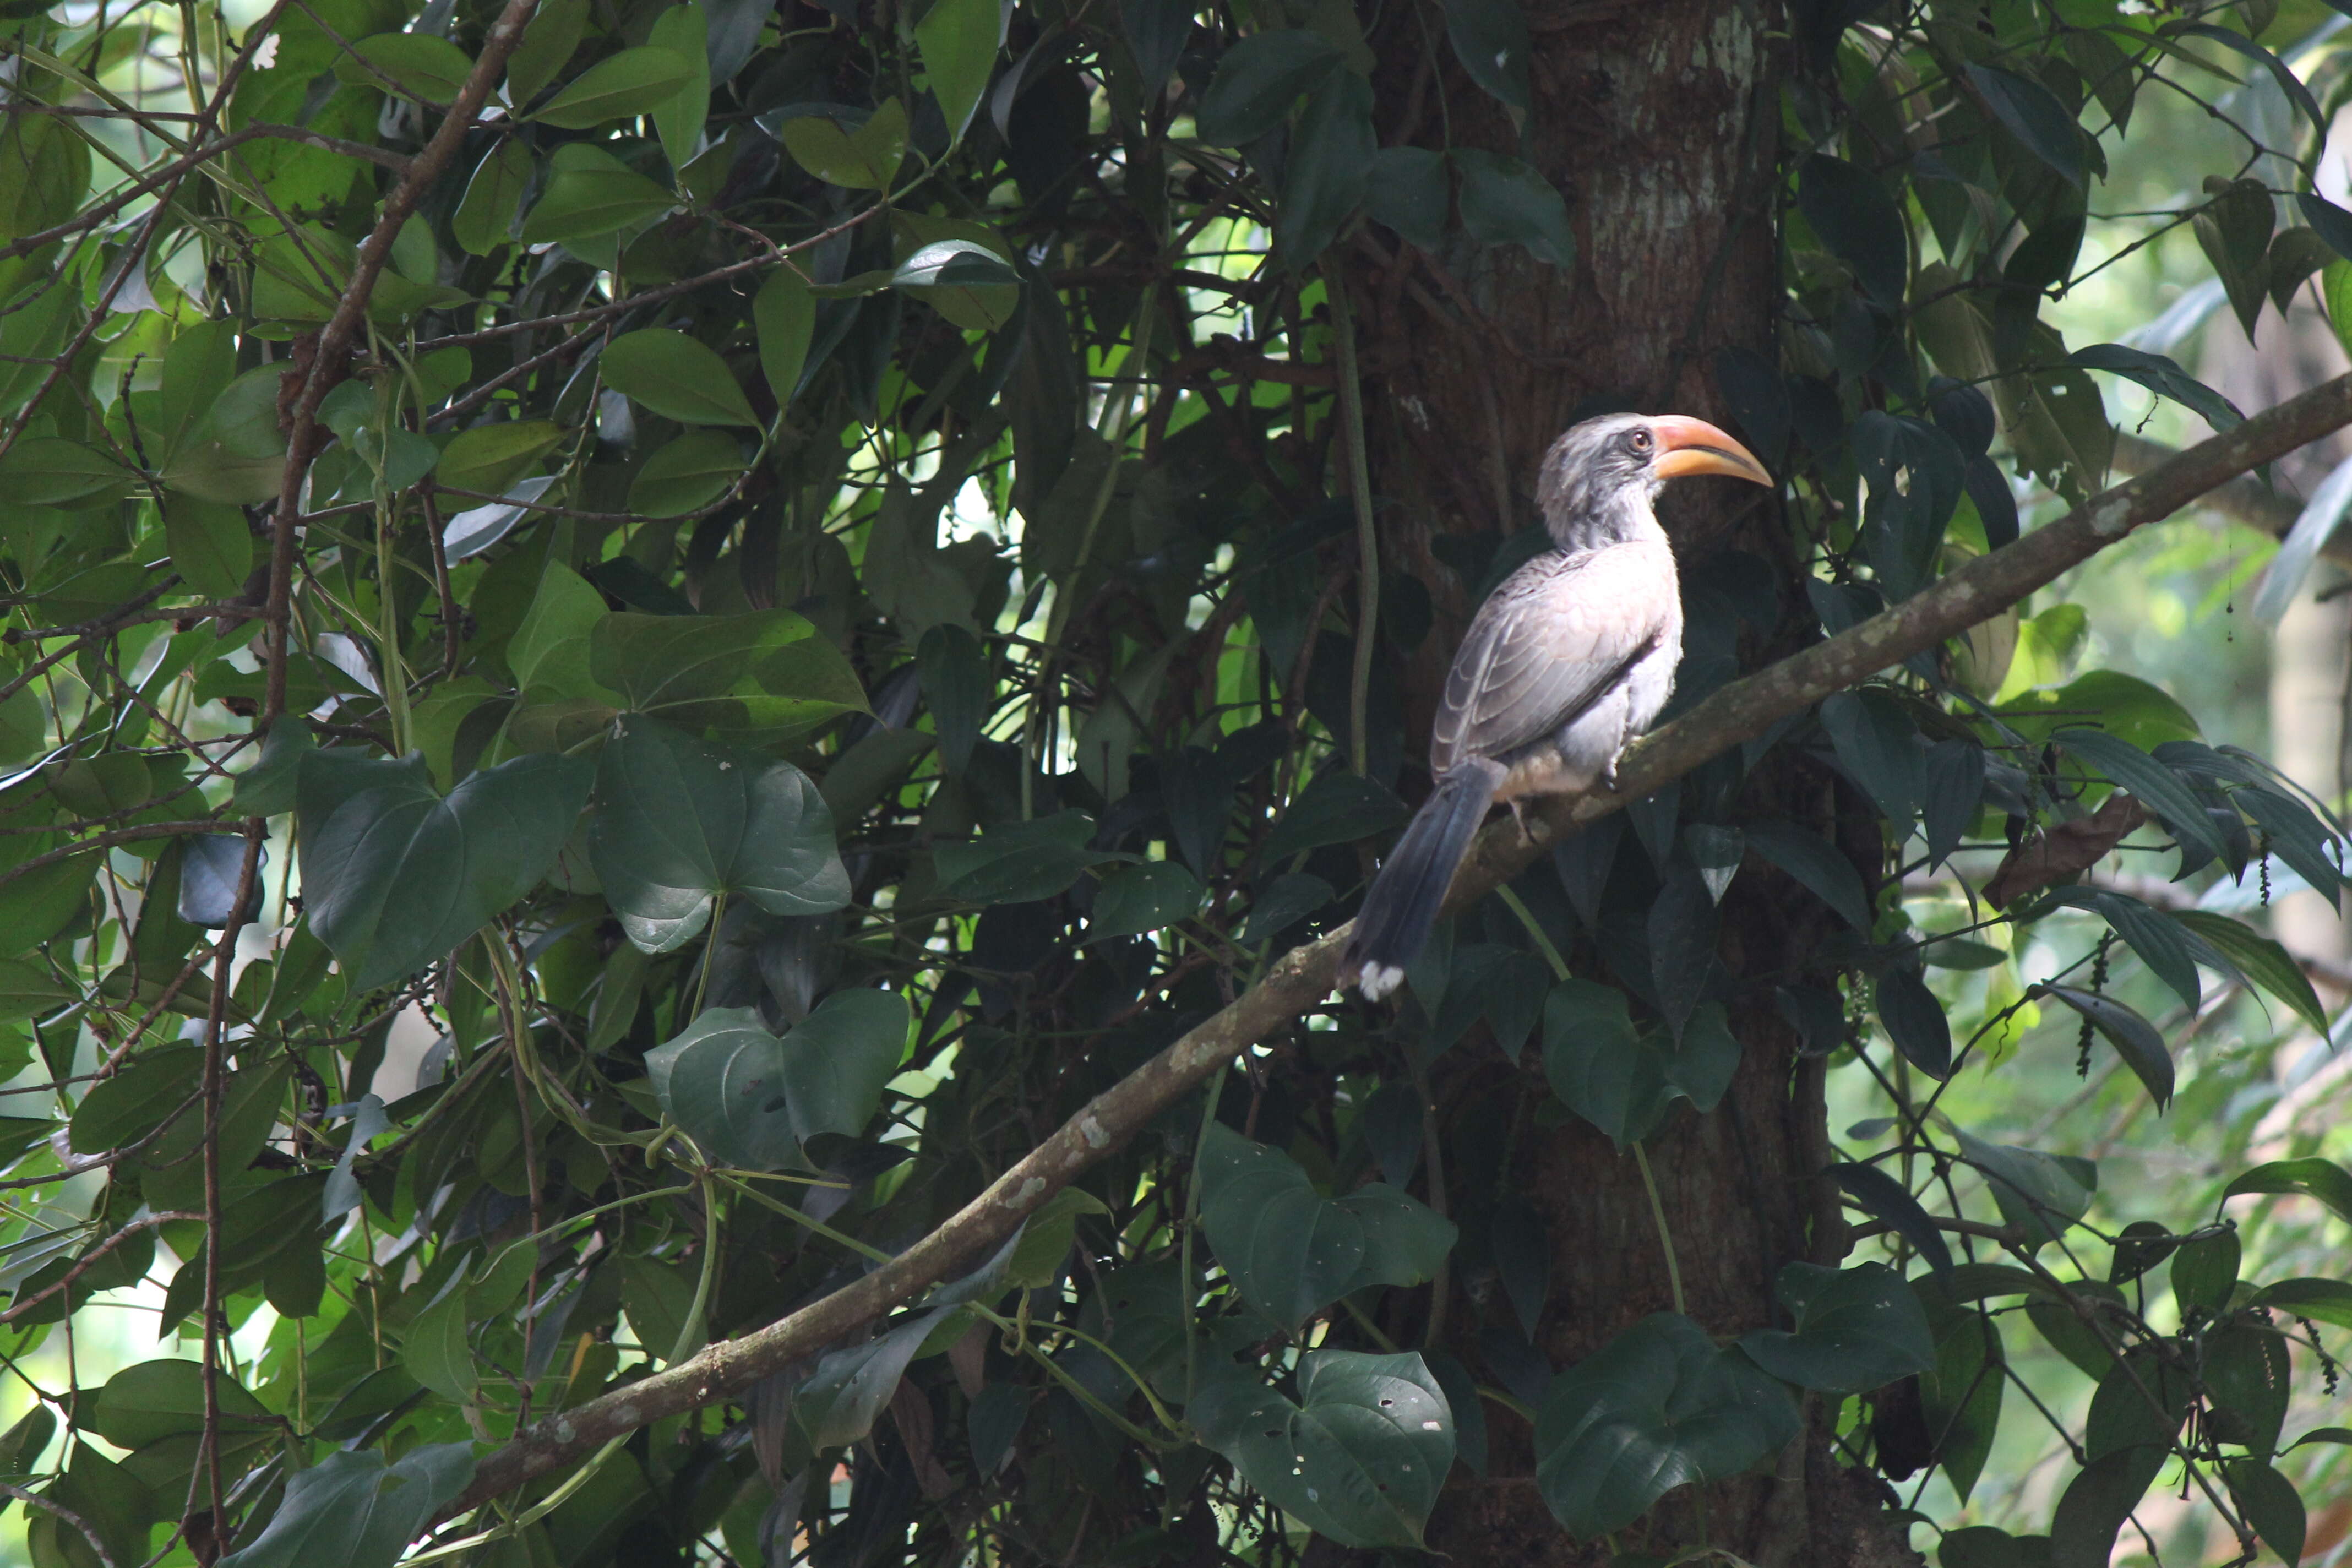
[1191,1351,1455,1549]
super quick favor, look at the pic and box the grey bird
[1338,412,1772,1000]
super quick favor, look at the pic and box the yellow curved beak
[1649,415,1772,485]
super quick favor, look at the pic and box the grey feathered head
[1536,412,1771,551]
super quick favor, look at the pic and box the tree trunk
[1345,4,1921,1561]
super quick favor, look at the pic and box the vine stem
[1323,260,1378,777]
[1631,1141,1686,1317]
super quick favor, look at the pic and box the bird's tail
[1340,758,1507,1000]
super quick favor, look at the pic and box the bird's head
[1536,412,1772,551]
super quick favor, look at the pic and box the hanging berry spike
[2077,935,2112,1079]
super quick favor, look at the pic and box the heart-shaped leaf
[1533,1312,1800,1539]
[213,1444,475,1568]
[1739,1262,1935,1393]
[1197,1123,1455,1327]
[589,715,850,953]
[1090,862,1205,939]
[645,989,910,1167]
[590,609,867,744]
[1191,1351,1455,1549]
[1541,981,1739,1146]
[296,750,594,989]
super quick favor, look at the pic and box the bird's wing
[1429,545,1675,774]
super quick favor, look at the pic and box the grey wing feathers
[1429,546,1674,774]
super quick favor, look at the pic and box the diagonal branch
[444,368,2352,1521]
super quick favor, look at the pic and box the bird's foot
[1510,799,1533,847]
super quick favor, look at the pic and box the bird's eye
[1626,428,1653,454]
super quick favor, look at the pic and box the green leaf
[1827,1161,1953,1274]
[1966,63,2084,189]
[886,239,1022,329]
[90,1354,266,1457]
[915,622,989,775]
[2049,726,2224,867]
[296,750,595,990]
[453,138,532,256]
[1875,966,1952,1079]
[162,494,251,599]
[601,328,759,428]
[1000,1186,1109,1289]
[1738,1262,1935,1393]
[1276,72,1374,271]
[2050,1449,2162,1568]
[1452,149,1574,269]
[157,318,237,460]
[2040,985,2171,1109]
[0,437,132,507]
[1197,1122,1456,1327]
[1364,145,1448,249]
[1744,821,1871,928]
[776,98,908,190]
[1821,688,1922,834]
[1533,1311,1800,1538]
[519,143,677,246]
[647,6,709,171]
[336,32,475,103]
[68,1045,200,1153]
[2065,344,2241,432]
[1952,1128,2093,1255]
[1263,772,1408,863]
[628,429,746,518]
[1542,982,1739,1146]
[504,0,585,106]
[215,1445,475,1568]
[934,810,1120,905]
[1191,1351,1454,1549]
[2225,1458,2305,1565]
[1090,862,1205,939]
[590,608,867,744]
[646,990,910,1167]
[1797,154,1906,308]
[1439,0,1529,112]
[2253,1277,2352,1328]
[914,0,1000,141]
[797,1307,948,1450]
[402,1283,477,1401]
[587,715,850,953]
[437,420,563,498]
[2225,1157,2352,1225]
[2171,909,2328,1033]
[1194,30,1342,145]
[527,45,696,128]
[754,266,816,408]
[0,957,70,1023]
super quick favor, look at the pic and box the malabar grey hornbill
[1338,412,1772,1000]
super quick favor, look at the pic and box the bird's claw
[1510,799,1533,847]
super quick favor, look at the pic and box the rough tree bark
[1349,4,1919,1561]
